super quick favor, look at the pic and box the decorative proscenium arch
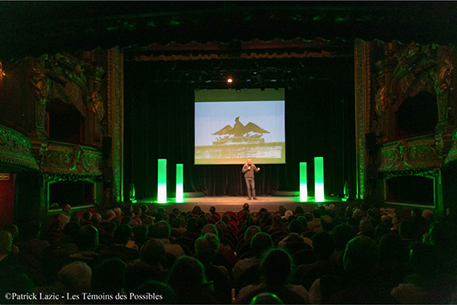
[355,39,456,206]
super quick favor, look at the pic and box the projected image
[213,116,270,144]
[195,89,285,165]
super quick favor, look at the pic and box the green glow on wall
[300,162,308,202]
[314,157,325,202]
[176,164,184,203]
[158,159,167,204]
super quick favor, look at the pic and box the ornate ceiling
[1,2,456,62]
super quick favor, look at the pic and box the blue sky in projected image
[195,100,285,146]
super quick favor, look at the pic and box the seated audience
[391,241,453,304]
[195,233,231,304]
[57,261,91,294]
[0,230,14,266]
[295,232,337,290]
[125,239,167,291]
[237,225,261,254]
[278,205,287,216]
[58,204,72,230]
[168,256,217,304]
[376,233,410,290]
[307,209,322,232]
[268,214,287,232]
[103,224,139,262]
[233,232,273,281]
[278,220,312,249]
[70,225,99,262]
[152,221,185,258]
[309,235,395,304]
[91,256,127,294]
[16,222,50,260]
[236,248,310,304]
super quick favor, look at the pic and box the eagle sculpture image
[211,117,269,144]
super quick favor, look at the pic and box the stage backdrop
[124,62,356,201]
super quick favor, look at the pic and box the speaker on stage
[365,133,376,153]
[102,136,112,160]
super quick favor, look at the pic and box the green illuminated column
[314,157,325,202]
[158,159,167,203]
[176,164,184,203]
[300,162,308,202]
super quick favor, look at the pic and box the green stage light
[300,162,308,202]
[176,164,184,203]
[158,159,167,204]
[314,157,325,202]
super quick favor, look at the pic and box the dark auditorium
[1,2,457,304]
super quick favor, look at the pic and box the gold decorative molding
[136,50,350,62]
[445,130,457,165]
[354,39,373,199]
[0,124,39,170]
[380,134,440,173]
[37,140,102,181]
[30,55,51,139]
[107,47,124,202]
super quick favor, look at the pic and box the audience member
[58,204,72,230]
[236,248,309,303]
[278,219,312,249]
[295,232,337,290]
[92,256,127,294]
[104,224,139,262]
[209,206,217,215]
[278,205,287,216]
[309,235,394,304]
[168,256,217,304]
[125,239,167,291]
[391,241,453,303]
[268,214,287,232]
[318,216,334,234]
[233,232,272,281]
[195,233,231,303]
[57,261,91,293]
[307,209,322,232]
[152,221,185,258]
[71,225,99,262]
[0,230,13,266]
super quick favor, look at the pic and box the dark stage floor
[136,196,351,213]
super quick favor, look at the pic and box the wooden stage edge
[136,196,353,213]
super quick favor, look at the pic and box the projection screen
[195,88,285,165]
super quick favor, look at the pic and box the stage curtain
[123,62,356,200]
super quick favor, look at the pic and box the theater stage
[136,195,351,213]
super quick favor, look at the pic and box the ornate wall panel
[0,124,39,170]
[354,39,373,199]
[444,130,457,165]
[107,47,124,202]
[38,140,102,182]
[380,135,440,175]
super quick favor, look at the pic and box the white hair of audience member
[283,210,294,220]
[58,261,92,292]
